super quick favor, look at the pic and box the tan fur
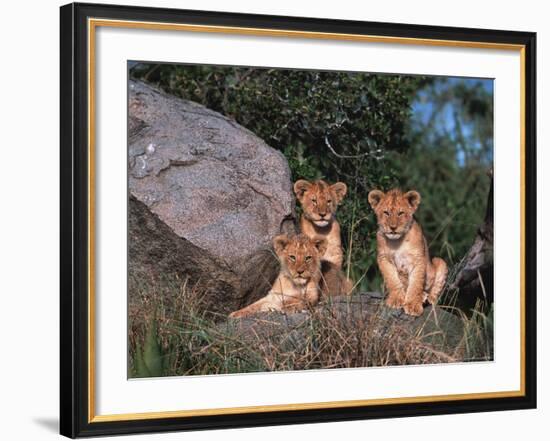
[295,180,346,268]
[229,234,327,318]
[320,262,354,297]
[294,179,353,297]
[368,189,448,316]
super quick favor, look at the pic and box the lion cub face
[294,180,347,228]
[273,234,327,286]
[368,189,421,240]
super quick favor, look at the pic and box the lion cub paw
[385,293,405,309]
[426,292,439,305]
[403,301,424,317]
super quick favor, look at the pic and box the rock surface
[222,292,466,358]
[128,80,295,311]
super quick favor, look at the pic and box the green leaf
[133,342,151,378]
[143,318,163,377]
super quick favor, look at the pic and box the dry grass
[128,273,493,378]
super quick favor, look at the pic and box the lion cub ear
[404,190,421,211]
[273,234,290,256]
[312,236,328,257]
[368,190,384,209]
[331,182,347,204]
[293,180,312,201]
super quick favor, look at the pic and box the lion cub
[368,189,448,316]
[294,179,352,297]
[229,234,327,318]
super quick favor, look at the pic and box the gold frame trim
[87,18,527,424]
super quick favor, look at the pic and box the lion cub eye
[383,210,390,217]
[398,211,404,217]
[311,198,317,205]
[289,255,296,262]
[305,256,312,262]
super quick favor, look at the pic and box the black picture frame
[60,2,537,438]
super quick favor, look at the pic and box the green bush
[394,78,493,263]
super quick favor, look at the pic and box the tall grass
[129,272,493,378]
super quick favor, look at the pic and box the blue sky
[411,77,494,166]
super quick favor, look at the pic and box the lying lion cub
[229,234,327,318]
[368,189,448,316]
[294,179,353,297]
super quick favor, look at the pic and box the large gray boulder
[128,80,295,312]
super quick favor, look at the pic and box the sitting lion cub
[229,234,327,318]
[294,179,352,296]
[368,189,448,316]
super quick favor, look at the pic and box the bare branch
[324,136,377,159]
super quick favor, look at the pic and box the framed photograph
[60,2,537,438]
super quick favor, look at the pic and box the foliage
[133,317,164,377]
[393,78,493,263]
[390,143,490,264]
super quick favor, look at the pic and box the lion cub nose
[297,268,305,275]
[319,212,326,217]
